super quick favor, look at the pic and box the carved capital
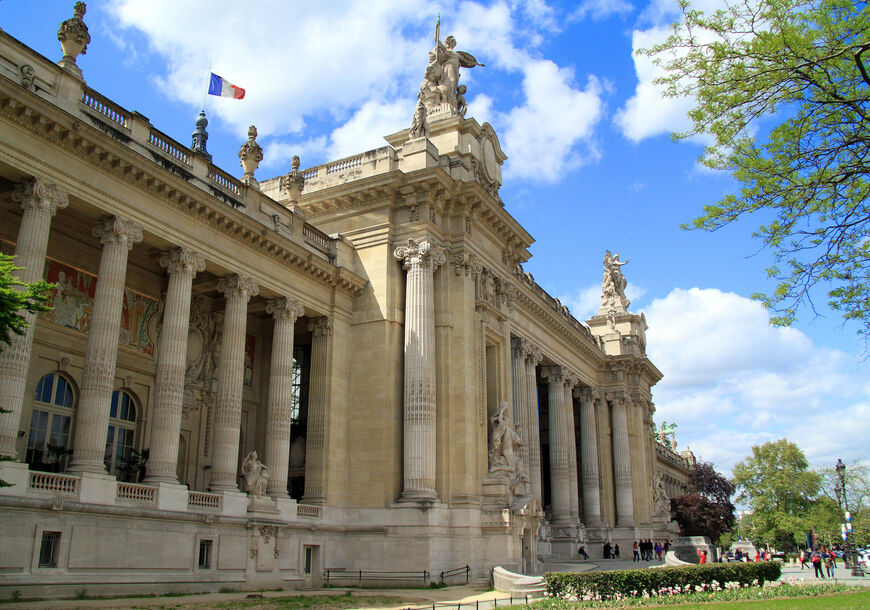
[217,274,259,302]
[606,390,627,407]
[394,238,446,271]
[159,246,205,277]
[11,178,69,216]
[93,216,143,250]
[266,297,305,323]
[540,365,564,384]
[449,250,482,277]
[308,316,332,337]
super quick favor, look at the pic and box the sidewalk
[780,561,870,587]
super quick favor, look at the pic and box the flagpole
[202,63,211,112]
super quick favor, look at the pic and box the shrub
[544,561,781,601]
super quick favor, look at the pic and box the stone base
[248,495,279,514]
[669,535,713,564]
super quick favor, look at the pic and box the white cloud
[571,0,634,21]
[109,0,605,184]
[643,288,870,473]
[502,62,604,182]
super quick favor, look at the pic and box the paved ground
[4,560,867,609]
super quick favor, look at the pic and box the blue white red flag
[208,73,245,100]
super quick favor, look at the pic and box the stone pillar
[209,274,258,492]
[69,217,143,473]
[608,390,634,527]
[579,388,602,527]
[542,365,570,524]
[510,337,530,492]
[303,316,331,504]
[264,297,304,497]
[394,238,446,502]
[564,376,580,524]
[145,247,205,484]
[0,179,68,457]
[524,343,543,504]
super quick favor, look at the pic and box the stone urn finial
[280,155,305,211]
[57,2,90,77]
[238,125,264,189]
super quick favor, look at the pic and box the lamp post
[835,458,865,577]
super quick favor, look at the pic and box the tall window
[290,345,310,426]
[26,373,75,472]
[104,390,137,477]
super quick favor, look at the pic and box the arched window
[26,373,76,472]
[104,389,138,478]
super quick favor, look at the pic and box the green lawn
[661,589,870,609]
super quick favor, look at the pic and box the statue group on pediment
[600,250,631,314]
[417,17,484,119]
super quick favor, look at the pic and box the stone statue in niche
[241,451,270,497]
[417,17,484,117]
[488,402,524,483]
[654,472,670,516]
[600,250,630,314]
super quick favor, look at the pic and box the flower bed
[544,561,781,602]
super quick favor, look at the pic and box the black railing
[402,594,535,609]
[323,568,430,587]
[440,565,471,584]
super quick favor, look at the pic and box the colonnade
[0,176,330,500]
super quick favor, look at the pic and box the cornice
[0,81,367,299]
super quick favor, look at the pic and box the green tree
[0,253,52,487]
[670,461,736,543]
[815,460,870,547]
[733,439,821,549]
[644,0,870,338]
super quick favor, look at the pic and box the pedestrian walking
[613,543,621,559]
[655,542,663,561]
[633,540,640,562]
[800,549,809,569]
[811,550,825,579]
[825,553,835,578]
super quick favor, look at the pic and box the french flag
[208,73,245,100]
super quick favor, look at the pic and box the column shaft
[145,248,204,483]
[510,338,530,491]
[209,274,258,491]
[0,179,68,457]
[69,217,142,473]
[579,389,602,527]
[394,239,445,502]
[303,316,331,504]
[565,383,580,524]
[524,350,543,504]
[265,298,304,497]
[545,366,570,523]
[609,391,634,527]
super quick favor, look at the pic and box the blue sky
[3,0,867,475]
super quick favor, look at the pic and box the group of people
[800,548,838,578]
[602,542,620,559]
[633,539,669,562]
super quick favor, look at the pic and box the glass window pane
[54,376,67,406]
[36,374,53,403]
[110,391,118,419]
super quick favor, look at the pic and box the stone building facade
[0,5,693,597]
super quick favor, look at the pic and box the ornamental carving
[394,238,446,271]
[217,274,259,302]
[11,177,69,215]
[279,155,305,204]
[600,250,630,315]
[266,297,304,323]
[57,2,90,64]
[159,247,205,277]
[449,251,482,277]
[239,125,263,187]
[93,216,143,250]
[19,65,35,90]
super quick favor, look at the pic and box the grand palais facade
[0,4,694,597]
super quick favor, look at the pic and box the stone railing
[188,491,223,511]
[326,155,363,175]
[29,471,79,495]
[81,87,130,129]
[208,165,244,197]
[148,127,191,166]
[296,504,322,519]
[117,482,157,504]
[303,223,330,252]
[655,443,689,468]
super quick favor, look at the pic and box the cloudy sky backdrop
[3,0,867,474]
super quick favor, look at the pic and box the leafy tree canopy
[643,0,870,338]
[670,461,736,543]
[0,253,52,347]
[733,439,820,514]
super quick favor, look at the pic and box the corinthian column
[579,388,602,527]
[394,238,445,502]
[542,365,571,523]
[303,316,331,504]
[608,390,634,527]
[510,337,530,492]
[524,343,543,503]
[209,274,258,492]
[0,179,68,457]
[564,375,580,524]
[145,247,205,484]
[265,297,304,497]
[69,216,143,473]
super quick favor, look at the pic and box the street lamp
[835,458,865,577]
